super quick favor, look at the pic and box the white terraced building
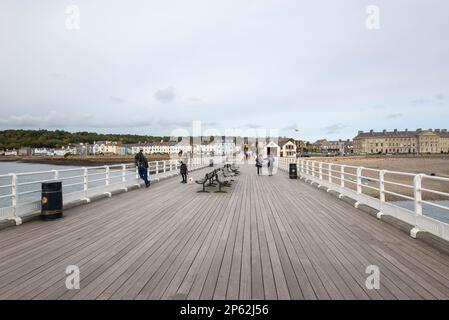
[130,141,192,155]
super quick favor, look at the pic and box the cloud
[412,98,427,105]
[188,97,202,103]
[0,111,75,128]
[49,72,65,79]
[412,95,445,105]
[386,113,403,119]
[282,124,300,131]
[154,87,176,103]
[244,123,263,129]
[323,123,347,134]
[110,96,125,103]
[0,111,151,129]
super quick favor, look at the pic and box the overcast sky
[0,0,448,141]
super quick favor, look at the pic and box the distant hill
[0,129,169,149]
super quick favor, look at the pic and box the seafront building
[312,139,354,156]
[353,128,449,154]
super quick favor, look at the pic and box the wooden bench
[195,171,215,193]
[226,163,240,175]
[215,170,232,193]
[196,165,238,193]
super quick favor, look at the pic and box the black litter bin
[41,181,63,220]
[289,163,298,179]
[209,159,214,167]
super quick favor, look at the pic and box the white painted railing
[0,157,216,224]
[278,157,449,241]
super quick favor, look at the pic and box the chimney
[442,129,447,133]
[417,128,422,132]
[428,128,432,132]
[394,129,398,133]
[405,128,408,132]
[370,129,374,134]
[435,129,440,132]
[382,129,387,133]
[358,130,363,134]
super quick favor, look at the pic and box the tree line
[0,129,169,150]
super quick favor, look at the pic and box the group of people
[255,153,275,176]
[135,148,274,187]
[134,149,189,187]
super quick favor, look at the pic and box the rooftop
[355,129,449,139]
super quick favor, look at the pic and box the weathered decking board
[0,164,449,300]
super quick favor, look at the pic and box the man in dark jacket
[180,161,188,183]
[135,149,150,187]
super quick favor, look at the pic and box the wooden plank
[0,164,449,300]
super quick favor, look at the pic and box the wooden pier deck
[1,164,449,300]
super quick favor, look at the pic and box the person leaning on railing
[135,149,150,188]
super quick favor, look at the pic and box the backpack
[135,153,147,168]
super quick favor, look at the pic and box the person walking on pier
[180,161,188,183]
[256,154,263,176]
[135,149,150,188]
[264,154,275,176]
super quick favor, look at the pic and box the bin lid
[42,181,62,192]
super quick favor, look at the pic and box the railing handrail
[278,157,449,242]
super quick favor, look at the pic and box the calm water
[392,200,449,224]
[0,162,81,175]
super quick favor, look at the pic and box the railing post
[356,167,363,194]
[163,161,166,173]
[53,169,59,180]
[135,166,139,180]
[83,168,88,197]
[341,165,345,188]
[155,161,159,175]
[105,166,110,186]
[122,164,126,183]
[11,173,17,218]
[414,174,423,216]
[379,170,386,202]
[312,161,316,177]
[306,160,310,175]
[319,162,323,180]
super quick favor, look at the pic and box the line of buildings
[353,128,449,154]
[1,128,448,158]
